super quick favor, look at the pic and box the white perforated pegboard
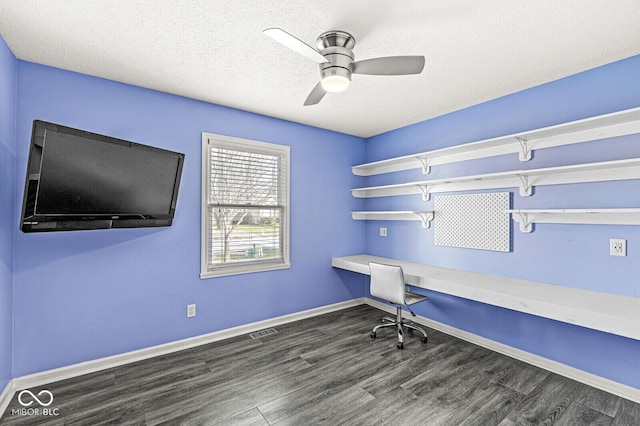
[434,192,511,252]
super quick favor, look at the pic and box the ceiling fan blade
[263,28,327,64]
[304,82,327,106]
[352,56,425,75]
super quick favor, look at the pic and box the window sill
[200,262,291,279]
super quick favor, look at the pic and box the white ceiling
[1,1,639,138]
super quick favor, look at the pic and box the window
[201,133,290,278]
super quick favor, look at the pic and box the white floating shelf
[352,106,640,176]
[351,158,640,200]
[351,211,434,228]
[507,208,640,233]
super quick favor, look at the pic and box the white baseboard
[0,380,16,419]
[3,296,638,418]
[9,298,364,395]
[364,297,640,404]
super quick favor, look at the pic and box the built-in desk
[332,254,640,341]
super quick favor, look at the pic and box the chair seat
[405,291,428,305]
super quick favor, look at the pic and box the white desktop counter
[332,254,640,341]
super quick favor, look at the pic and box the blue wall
[364,54,640,389]
[0,35,16,393]
[11,62,366,376]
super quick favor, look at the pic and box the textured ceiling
[1,1,639,138]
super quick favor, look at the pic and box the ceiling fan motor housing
[318,47,354,83]
[316,31,356,90]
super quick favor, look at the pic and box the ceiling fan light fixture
[319,65,352,93]
[321,74,350,92]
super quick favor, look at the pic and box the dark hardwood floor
[2,304,639,425]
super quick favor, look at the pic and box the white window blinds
[201,134,290,278]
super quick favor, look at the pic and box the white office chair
[369,262,428,349]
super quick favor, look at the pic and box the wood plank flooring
[1,304,639,425]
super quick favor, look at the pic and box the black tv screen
[20,120,185,232]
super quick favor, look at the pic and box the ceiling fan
[263,28,425,106]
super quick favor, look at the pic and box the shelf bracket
[515,137,532,161]
[415,211,435,228]
[510,211,533,233]
[416,156,432,174]
[515,174,533,196]
[416,184,432,201]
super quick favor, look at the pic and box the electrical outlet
[610,239,626,257]
[379,227,387,237]
[187,304,196,318]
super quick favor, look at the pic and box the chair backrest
[369,262,406,305]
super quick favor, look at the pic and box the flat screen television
[20,120,185,232]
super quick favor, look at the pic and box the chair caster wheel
[370,332,376,339]
[397,342,404,349]
[421,336,428,344]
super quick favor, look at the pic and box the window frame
[201,133,290,279]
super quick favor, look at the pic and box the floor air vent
[249,328,278,339]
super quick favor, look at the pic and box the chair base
[370,305,427,349]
